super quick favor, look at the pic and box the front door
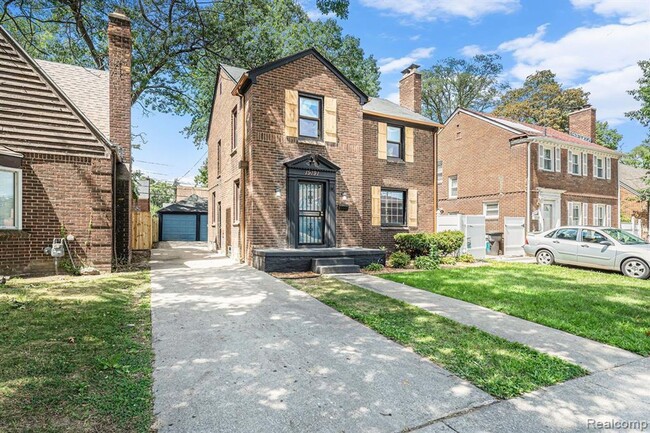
[298,181,325,246]
[542,202,554,232]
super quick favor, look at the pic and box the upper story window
[569,151,581,175]
[231,107,238,152]
[298,95,322,139]
[448,176,458,199]
[380,189,406,227]
[0,167,21,230]
[233,180,240,224]
[539,144,560,172]
[594,156,604,178]
[542,146,553,171]
[217,140,222,176]
[386,125,403,159]
[437,161,443,184]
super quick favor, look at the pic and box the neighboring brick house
[0,12,132,275]
[438,107,621,235]
[206,49,440,270]
[619,163,649,238]
[176,185,209,202]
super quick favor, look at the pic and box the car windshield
[602,229,647,245]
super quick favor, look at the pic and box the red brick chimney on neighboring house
[568,105,596,143]
[399,63,422,113]
[108,11,132,165]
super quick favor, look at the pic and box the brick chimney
[568,105,596,143]
[399,63,422,113]
[108,11,132,165]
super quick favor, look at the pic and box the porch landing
[252,247,386,272]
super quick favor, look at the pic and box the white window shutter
[567,202,573,224]
[582,203,588,225]
[538,144,544,170]
[567,150,572,172]
[555,147,561,172]
[593,155,597,178]
[593,204,597,225]
[582,153,588,176]
[606,157,612,180]
[606,205,612,227]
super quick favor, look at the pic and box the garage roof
[158,194,208,214]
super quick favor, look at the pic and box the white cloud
[359,0,520,21]
[379,47,435,73]
[498,21,650,82]
[460,44,484,57]
[409,34,421,41]
[581,65,642,124]
[571,0,650,24]
[386,91,400,103]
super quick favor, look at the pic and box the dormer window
[299,95,322,139]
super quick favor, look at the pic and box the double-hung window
[217,140,222,176]
[483,202,499,220]
[231,108,238,152]
[233,180,240,224]
[594,156,605,179]
[593,204,606,226]
[298,95,322,139]
[0,167,21,230]
[542,147,553,171]
[380,189,406,227]
[567,202,582,225]
[386,125,403,159]
[569,151,581,175]
[448,176,458,199]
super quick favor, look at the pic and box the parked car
[524,227,650,279]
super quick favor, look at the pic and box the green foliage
[596,121,623,150]
[364,262,384,272]
[430,231,465,256]
[440,256,457,265]
[387,251,410,268]
[288,277,586,398]
[58,258,80,276]
[626,59,650,146]
[622,144,650,169]
[421,54,509,123]
[458,253,476,263]
[414,255,439,270]
[394,233,430,257]
[194,159,208,187]
[150,178,177,214]
[493,70,590,132]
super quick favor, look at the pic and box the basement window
[0,167,21,230]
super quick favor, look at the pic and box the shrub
[364,262,384,272]
[394,233,429,257]
[414,256,439,270]
[388,251,410,268]
[458,253,476,263]
[429,231,464,256]
[440,256,457,266]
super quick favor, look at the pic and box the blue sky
[133,0,650,183]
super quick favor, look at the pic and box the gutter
[511,135,622,157]
[362,110,443,129]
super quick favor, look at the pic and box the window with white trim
[593,204,610,227]
[448,176,458,199]
[0,167,21,230]
[567,202,582,225]
[541,146,553,171]
[568,151,581,175]
[483,202,499,219]
[594,156,605,179]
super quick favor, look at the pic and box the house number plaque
[304,170,320,176]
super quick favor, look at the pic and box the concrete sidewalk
[150,242,493,433]
[334,274,640,372]
[417,357,650,433]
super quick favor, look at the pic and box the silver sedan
[524,226,650,279]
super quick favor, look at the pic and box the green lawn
[382,263,650,355]
[0,272,153,433]
[287,277,586,399]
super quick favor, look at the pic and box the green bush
[430,231,465,256]
[394,233,429,257]
[458,253,476,263]
[388,251,410,268]
[364,262,384,272]
[440,256,457,266]
[414,256,439,270]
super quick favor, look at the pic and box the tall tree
[194,160,208,187]
[493,70,590,132]
[626,59,650,144]
[596,121,623,150]
[421,54,509,123]
[622,144,650,169]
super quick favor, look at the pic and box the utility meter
[51,238,65,258]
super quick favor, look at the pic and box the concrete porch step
[317,264,361,274]
[311,257,355,272]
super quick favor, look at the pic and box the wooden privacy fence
[131,211,157,250]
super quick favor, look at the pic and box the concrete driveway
[150,242,493,433]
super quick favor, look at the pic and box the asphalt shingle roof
[619,164,648,193]
[363,97,440,126]
[221,64,247,82]
[158,194,208,214]
[36,59,110,139]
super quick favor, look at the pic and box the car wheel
[621,258,650,279]
[536,249,554,266]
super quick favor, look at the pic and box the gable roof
[221,64,247,83]
[0,25,113,159]
[232,48,369,104]
[619,164,648,195]
[158,194,208,214]
[363,97,442,128]
[449,108,620,155]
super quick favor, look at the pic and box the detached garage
[158,194,208,242]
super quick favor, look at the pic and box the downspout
[433,128,438,232]
[239,93,247,263]
[526,141,531,233]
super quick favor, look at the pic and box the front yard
[286,277,586,399]
[382,262,650,355]
[0,272,153,433]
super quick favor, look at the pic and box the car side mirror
[599,240,614,246]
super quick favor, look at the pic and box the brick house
[206,49,440,271]
[619,163,649,239]
[438,107,621,236]
[0,12,132,275]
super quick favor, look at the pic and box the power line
[178,151,207,180]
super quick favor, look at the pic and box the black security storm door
[298,181,325,245]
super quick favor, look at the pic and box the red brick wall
[0,153,114,275]
[568,107,596,143]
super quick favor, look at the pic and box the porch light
[342,192,348,201]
